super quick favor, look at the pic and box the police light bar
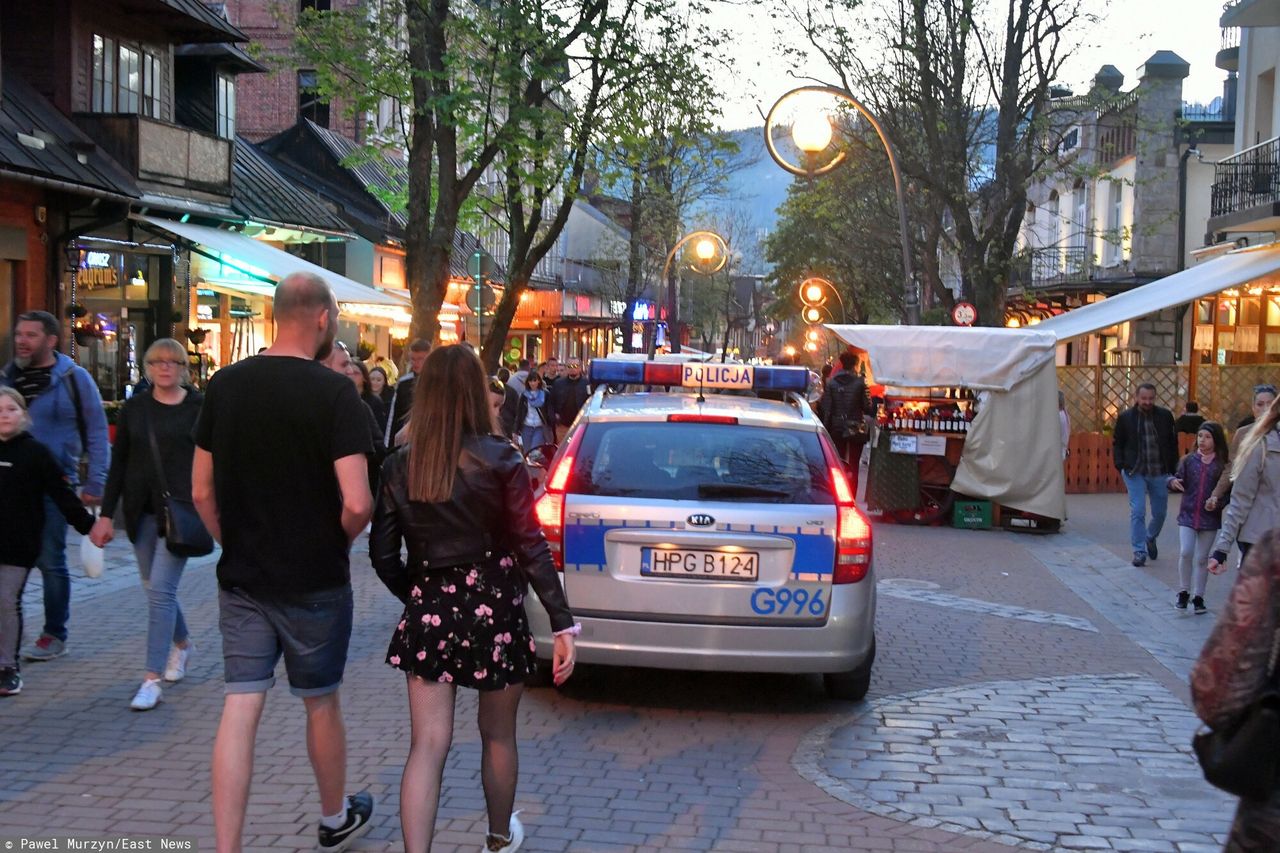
[589,360,809,393]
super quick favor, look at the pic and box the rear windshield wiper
[698,483,792,498]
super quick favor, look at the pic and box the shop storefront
[1191,282,1280,364]
[65,240,180,401]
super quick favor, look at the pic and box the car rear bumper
[525,578,876,674]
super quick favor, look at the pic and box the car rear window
[566,422,835,503]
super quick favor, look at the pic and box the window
[117,45,141,114]
[300,0,331,10]
[1105,181,1123,266]
[90,34,161,117]
[142,51,161,118]
[568,423,834,504]
[298,70,330,127]
[216,74,236,139]
[92,35,115,112]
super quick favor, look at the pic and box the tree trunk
[481,276,526,373]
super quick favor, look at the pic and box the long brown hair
[407,345,495,502]
[1233,394,1280,481]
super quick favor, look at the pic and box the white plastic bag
[80,526,104,579]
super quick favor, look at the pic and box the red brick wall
[0,181,52,313]
[223,0,362,143]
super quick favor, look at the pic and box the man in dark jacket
[1112,383,1178,567]
[385,338,430,446]
[818,351,870,501]
[1174,401,1205,434]
[548,360,591,440]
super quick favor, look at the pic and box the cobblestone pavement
[0,494,1236,851]
[796,674,1231,851]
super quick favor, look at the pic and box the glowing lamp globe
[792,111,833,155]
[803,307,823,323]
[805,328,821,343]
[803,284,825,303]
[694,238,717,261]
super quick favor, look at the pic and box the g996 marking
[751,586,826,616]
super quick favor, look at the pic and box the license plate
[640,547,759,580]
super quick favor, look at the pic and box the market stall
[826,325,1067,529]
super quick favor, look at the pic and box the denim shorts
[218,585,353,697]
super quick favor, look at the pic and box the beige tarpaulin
[825,325,1068,520]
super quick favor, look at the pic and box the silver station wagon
[524,358,877,700]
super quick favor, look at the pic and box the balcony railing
[1009,245,1092,291]
[1210,135,1280,218]
[73,113,232,196]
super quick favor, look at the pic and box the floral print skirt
[386,554,537,690]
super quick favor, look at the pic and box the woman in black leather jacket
[371,344,576,853]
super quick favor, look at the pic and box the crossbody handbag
[145,407,214,558]
[1192,618,1280,801]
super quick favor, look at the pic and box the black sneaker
[1132,553,1147,567]
[1176,591,1190,610]
[318,792,374,852]
[0,667,20,696]
[1147,538,1158,560]
[1193,596,1207,615]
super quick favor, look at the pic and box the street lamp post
[648,230,728,359]
[798,276,847,324]
[764,86,920,325]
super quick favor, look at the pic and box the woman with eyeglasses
[91,339,205,711]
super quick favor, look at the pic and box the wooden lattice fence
[1056,364,1278,493]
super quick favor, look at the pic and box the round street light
[797,277,846,323]
[792,111,834,156]
[765,86,920,325]
[805,328,821,343]
[802,306,824,323]
[647,229,729,359]
[694,237,718,262]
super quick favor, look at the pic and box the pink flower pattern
[385,556,538,690]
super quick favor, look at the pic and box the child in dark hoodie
[0,387,95,696]
[1168,421,1229,615]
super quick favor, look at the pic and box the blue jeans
[1122,471,1169,556]
[521,424,550,451]
[34,496,71,642]
[134,515,190,675]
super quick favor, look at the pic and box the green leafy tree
[783,0,1088,325]
[293,0,674,349]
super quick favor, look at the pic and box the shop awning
[134,215,406,307]
[1033,242,1280,341]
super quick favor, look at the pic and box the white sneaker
[163,643,193,682]
[483,812,523,853]
[130,678,162,711]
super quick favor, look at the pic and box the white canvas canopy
[826,325,1067,520]
[1034,241,1280,341]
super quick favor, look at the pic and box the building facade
[1014,54,1235,366]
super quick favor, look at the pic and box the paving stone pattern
[877,578,1099,633]
[794,673,1233,852]
[1025,535,1217,681]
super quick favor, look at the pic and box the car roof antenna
[697,368,706,404]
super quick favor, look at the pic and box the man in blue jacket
[1,311,109,661]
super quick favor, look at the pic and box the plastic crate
[952,500,992,530]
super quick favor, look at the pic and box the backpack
[825,377,867,440]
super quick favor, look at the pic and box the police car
[524,357,876,700]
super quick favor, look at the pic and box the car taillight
[667,414,739,424]
[535,428,585,571]
[835,504,872,583]
[821,435,872,584]
[535,492,565,570]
